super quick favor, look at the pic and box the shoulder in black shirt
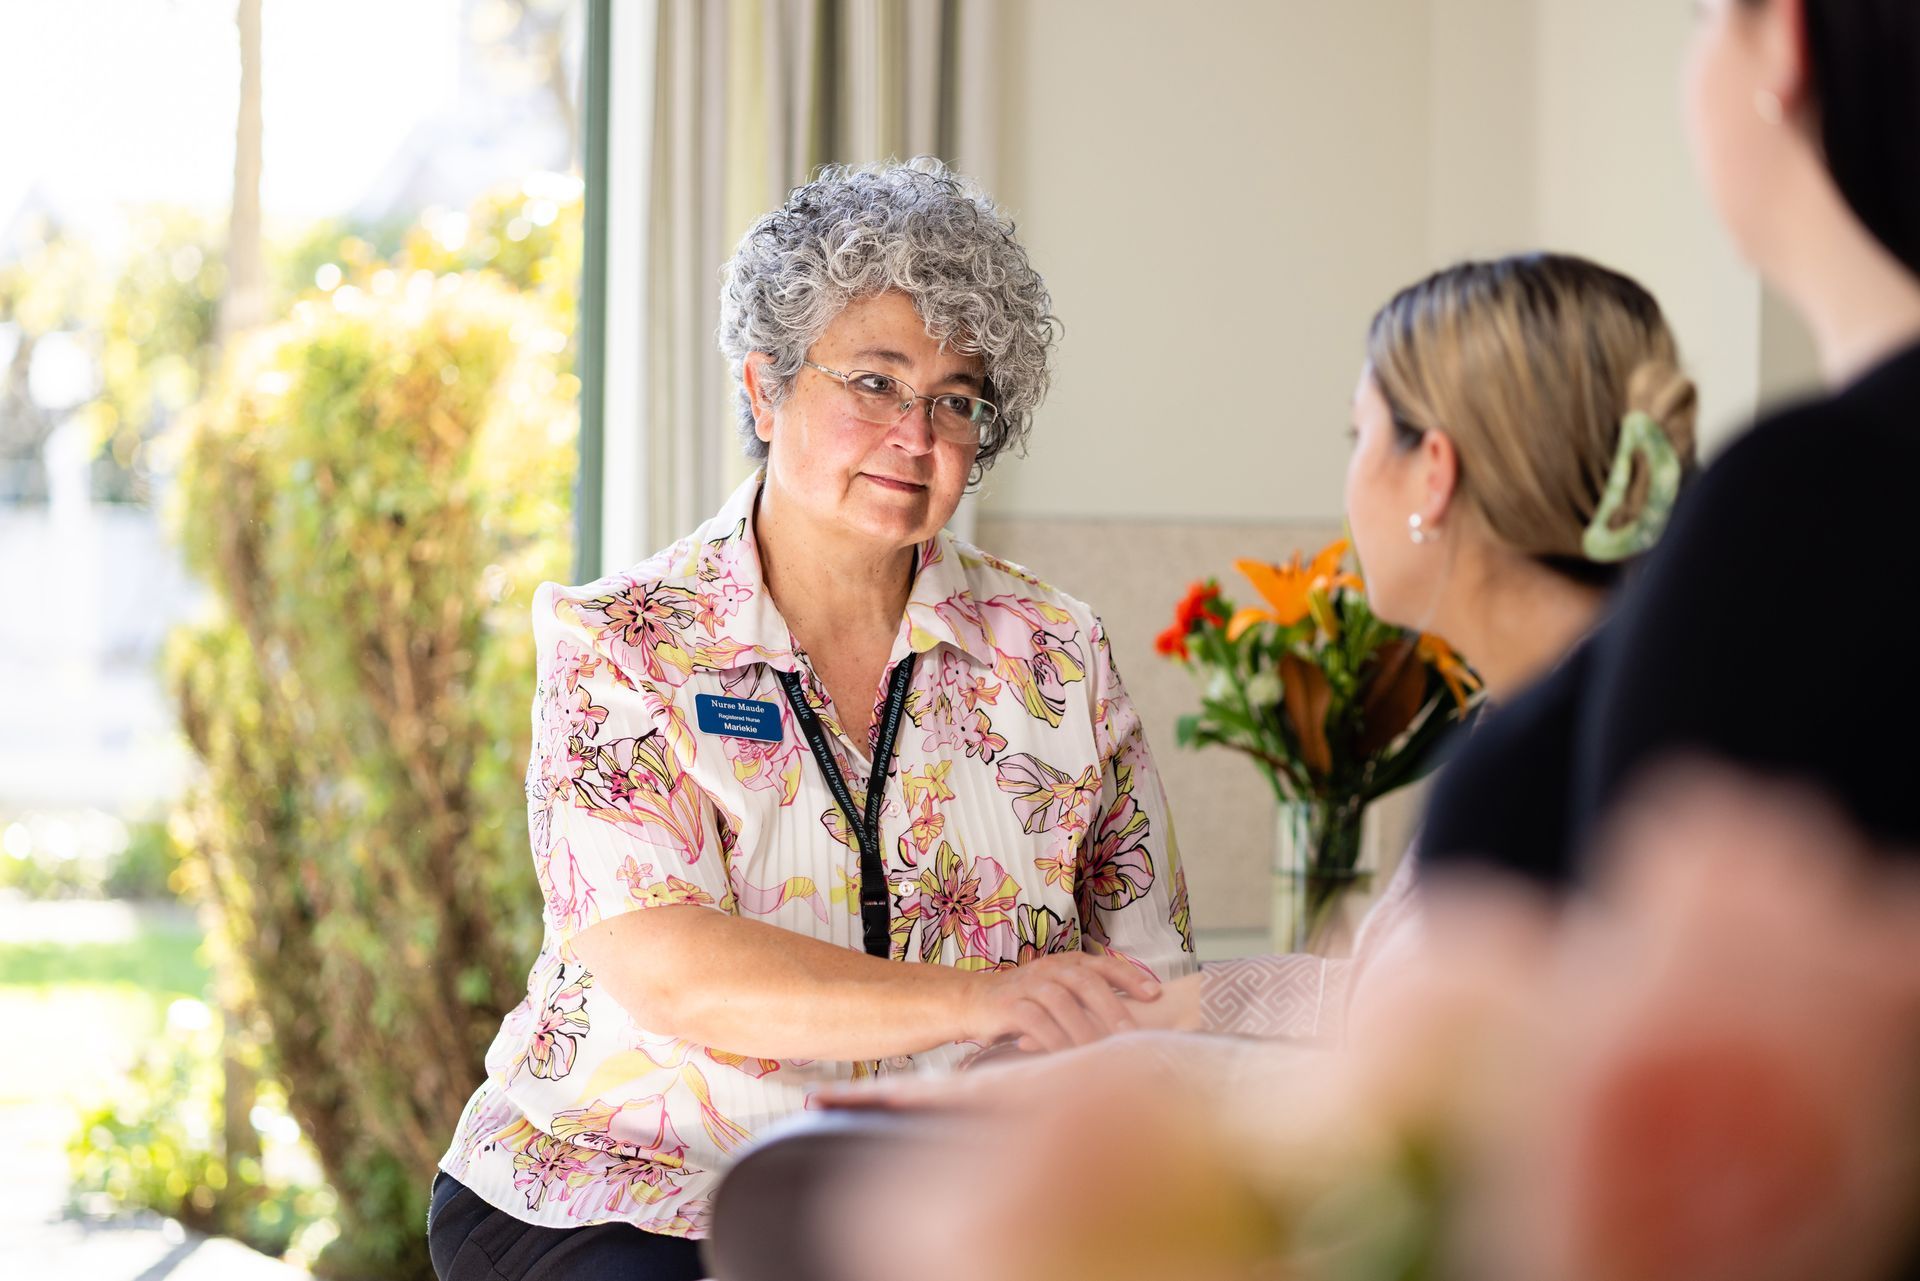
[1422,338,1920,886]
[1420,639,1592,886]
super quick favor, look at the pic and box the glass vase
[1272,796,1373,955]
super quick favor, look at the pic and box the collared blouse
[439,471,1196,1237]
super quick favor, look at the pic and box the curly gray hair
[717,157,1058,475]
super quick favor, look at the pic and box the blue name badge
[694,694,786,744]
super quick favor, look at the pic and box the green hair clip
[1581,410,1682,563]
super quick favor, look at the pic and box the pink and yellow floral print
[996,752,1101,836]
[439,471,1194,1238]
[893,840,1024,968]
[527,968,592,1080]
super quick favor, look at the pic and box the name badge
[694,694,785,743]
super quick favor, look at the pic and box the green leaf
[1175,713,1203,747]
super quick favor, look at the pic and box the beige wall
[1531,0,1794,452]
[979,0,1434,525]
[1426,0,1536,261]
[982,0,1823,526]
[968,0,1822,936]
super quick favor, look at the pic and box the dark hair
[1743,0,1920,278]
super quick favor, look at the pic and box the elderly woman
[426,159,1195,1280]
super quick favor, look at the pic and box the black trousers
[427,1171,708,1280]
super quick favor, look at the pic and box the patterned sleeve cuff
[1199,954,1354,1042]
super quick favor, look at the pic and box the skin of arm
[572,903,1163,1061]
[1123,972,1203,1033]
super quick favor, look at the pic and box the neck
[1769,170,1920,388]
[754,479,916,648]
[1433,553,1606,705]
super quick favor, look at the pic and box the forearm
[575,905,980,1061]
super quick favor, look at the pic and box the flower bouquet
[1157,539,1479,951]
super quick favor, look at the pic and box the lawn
[0,908,210,1108]
[0,922,209,991]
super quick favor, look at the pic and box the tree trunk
[220,0,267,344]
[217,0,266,1187]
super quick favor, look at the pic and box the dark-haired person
[1421,0,1920,882]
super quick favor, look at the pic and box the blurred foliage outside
[4,206,249,503]
[0,180,577,505]
[48,178,579,1277]
[0,813,183,901]
[69,1001,340,1262]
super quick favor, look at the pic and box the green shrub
[0,844,93,899]
[67,1004,335,1262]
[103,818,185,901]
[0,813,180,901]
[165,196,576,1278]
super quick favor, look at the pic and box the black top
[1423,338,1920,885]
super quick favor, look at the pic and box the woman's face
[1684,0,1788,271]
[757,289,982,552]
[1344,369,1435,628]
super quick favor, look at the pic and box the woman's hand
[1124,971,1203,1032]
[960,951,1162,1053]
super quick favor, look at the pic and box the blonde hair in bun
[1367,253,1698,584]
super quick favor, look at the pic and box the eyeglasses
[801,361,999,445]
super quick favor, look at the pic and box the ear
[1420,428,1462,527]
[743,352,777,445]
[1757,0,1812,116]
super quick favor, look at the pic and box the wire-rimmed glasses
[801,361,999,445]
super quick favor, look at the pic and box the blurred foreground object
[760,770,1920,1281]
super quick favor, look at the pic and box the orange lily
[1229,539,1363,641]
[1418,632,1483,708]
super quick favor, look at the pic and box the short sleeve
[525,582,732,948]
[1077,620,1198,980]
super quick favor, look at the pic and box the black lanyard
[775,653,917,959]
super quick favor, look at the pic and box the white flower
[1246,671,1282,708]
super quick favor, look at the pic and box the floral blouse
[439,471,1196,1237]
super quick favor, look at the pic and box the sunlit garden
[2,3,582,1275]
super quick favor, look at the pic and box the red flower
[1156,581,1228,661]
